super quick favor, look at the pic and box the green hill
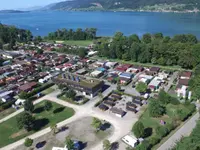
[49,0,200,12]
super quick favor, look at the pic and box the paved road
[0,83,136,150]
[157,112,199,150]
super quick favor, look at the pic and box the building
[90,70,103,78]
[147,67,160,75]
[53,73,104,98]
[180,71,192,79]
[18,82,37,92]
[110,107,126,118]
[148,78,161,91]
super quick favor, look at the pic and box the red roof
[180,71,192,78]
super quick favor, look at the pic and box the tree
[142,33,152,44]
[91,117,102,131]
[158,90,170,105]
[103,139,111,150]
[44,101,53,111]
[148,99,166,117]
[19,91,29,99]
[16,112,35,131]
[136,140,150,150]
[136,82,147,93]
[132,121,145,138]
[24,138,33,147]
[117,84,121,91]
[24,99,34,113]
[65,89,76,99]
[78,48,87,58]
[37,49,43,54]
[98,92,103,99]
[66,137,74,150]
[50,123,58,135]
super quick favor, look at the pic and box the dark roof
[150,67,160,72]
[178,79,189,86]
[110,107,126,116]
[180,71,192,78]
[120,77,131,82]
[126,102,137,108]
[110,94,121,99]
[104,100,116,106]
[99,104,109,111]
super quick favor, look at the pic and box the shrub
[149,136,161,146]
[166,122,174,132]
[176,109,190,121]
[155,126,168,138]
[44,101,53,111]
[24,138,33,147]
[0,100,15,112]
[136,140,150,150]
[132,121,145,138]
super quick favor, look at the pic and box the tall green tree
[103,139,111,150]
[24,99,34,113]
[16,112,35,131]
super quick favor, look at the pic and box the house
[99,104,109,111]
[104,99,116,107]
[148,78,161,91]
[76,68,87,75]
[104,62,118,68]
[122,135,138,148]
[19,82,37,92]
[126,102,137,113]
[110,107,126,118]
[115,64,132,72]
[0,90,14,102]
[91,70,103,78]
[180,71,192,79]
[147,67,160,75]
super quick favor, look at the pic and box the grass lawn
[0,101,74,148]
[0,108,15,120]
[41,87,55,95]
[139,103,194,149]
[46,40,93,47]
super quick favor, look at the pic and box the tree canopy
[136,82,147,93]
[148,99,166,117]
[16,112,35,131]
[23,99,34,113]
[96,32,199,69]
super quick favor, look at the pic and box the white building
[122,134,138,148]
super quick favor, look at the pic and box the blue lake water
[0,11,200,38]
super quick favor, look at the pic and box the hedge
[26,83,54,99]
[0,100,16,112]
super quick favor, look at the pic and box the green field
[41,87,55,95]
[47,40,93,47]
[0,101,74,148]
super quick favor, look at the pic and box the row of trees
[96,32,200,69]
[45,28,97,40]
[0,24,33,49]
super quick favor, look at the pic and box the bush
[44,101,53,111]
[132,121,145,138]
[136,140,150,150]
[149,136,161,146]
[155,126,168,138]
[80,98,89,105]
[166,122,174,132]
[0,100,15,112]
[176,109,190,121]
[24,138,33,147]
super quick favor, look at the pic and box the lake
[0,11,200,38]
